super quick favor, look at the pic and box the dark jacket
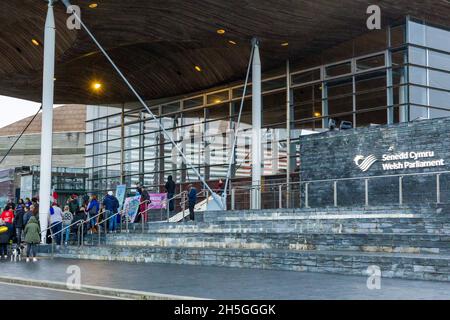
[0,223,12,244]
[165,179,176,194]
[71,212,87,234]
[24,216,41,244]
[68,199,80,214]
[14,205,25,229]
[103,195,120,213]
[23,211,33,226]
[188,188,197,205]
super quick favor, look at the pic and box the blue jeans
[64,225,71,243]
[106,210,117,232]
[51,222,62,245]
[88,214,97,229]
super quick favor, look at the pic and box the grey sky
[0,95,44,128]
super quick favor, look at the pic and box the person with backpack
[86,195,100,234]
[23,216,40,262]
[102,191,120,233]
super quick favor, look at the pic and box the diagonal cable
[0,105,43,165]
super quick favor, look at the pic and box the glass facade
[85,17,450,196]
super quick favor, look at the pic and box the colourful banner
[115,184,127,210]
[123,195,141,223]
[149,193,168,210]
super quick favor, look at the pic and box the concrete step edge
[0,275,205,301]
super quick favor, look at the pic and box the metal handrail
[231,169,450,190]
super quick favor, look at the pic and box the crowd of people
[0,191,121,262]
[0,178,206,262]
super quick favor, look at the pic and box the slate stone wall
[299,118,450,207]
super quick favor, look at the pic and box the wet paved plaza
[1,258,450,300]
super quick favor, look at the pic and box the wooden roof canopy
[0,0,449,105]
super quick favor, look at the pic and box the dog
[11,244,23,262]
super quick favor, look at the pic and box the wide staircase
[41,205,450,281]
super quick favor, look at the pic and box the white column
[39,0,56,243]
[251,38,262,210]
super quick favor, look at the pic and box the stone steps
[43,245,450,282]
[102,232,450,255]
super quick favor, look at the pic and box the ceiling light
[216,29,226,35]
[91,82,102,91]
[214,99,222,104]
[194,66,202,72]
[281,42,289,47]
[314,112,322,117]
[228,40,237,45]
[89,3,98,8]
[31,39,40,46]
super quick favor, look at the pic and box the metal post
[437,174,441,204]
[81,223,84,247]
[305,183,310,208]
[167,196,170,222]
[279,185,283,209]
[365,179,369,207]
[251,38,262,210]
[38,0,56,243]
[98,221,101,246]
[334,181,338,207]
[286,60,292,208]
[231,188,235,211]
[182,192,186,222]
[399,176,403,206]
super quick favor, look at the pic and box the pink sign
[149,193,168,210]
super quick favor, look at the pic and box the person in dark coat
[165,176,176,212]
[71,208,87,242]
[187,184,197,221]
[102,192,120,232]
[14,201,25,244]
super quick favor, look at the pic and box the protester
[25,198,32,207]
[67,194,79,215]
[62,205,73,245]
[24,216,40,262]
[136,184,150,223]
[217,179,224,195]
[23,205,33,226]
[188,184,197,221]
[14,200,25,244]
[165,176,176,213]
[1,206,14,225]
[87,195,100,233]
[102,191,119,233]
[71,208,87,241]
[0,219,12,259]
[49,202,63,245]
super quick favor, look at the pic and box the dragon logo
[354,155,377,172]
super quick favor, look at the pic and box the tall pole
[251,38,262,210]
[39,0,56,243]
